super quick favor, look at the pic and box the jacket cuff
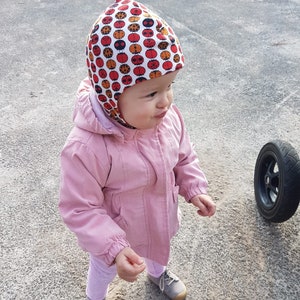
[183,186,208,203]
[105,238,131,266]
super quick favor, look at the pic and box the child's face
[118,70,179,130]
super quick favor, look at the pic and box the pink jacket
[59,78,208,266]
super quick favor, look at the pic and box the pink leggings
[86,254,166,300]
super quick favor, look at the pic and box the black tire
[254,140,300,223]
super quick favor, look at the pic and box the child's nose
[157,93,170,108]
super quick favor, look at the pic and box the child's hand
[190,194,216,217]
[115,247,146,282]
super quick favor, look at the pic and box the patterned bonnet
[86,0,185,126]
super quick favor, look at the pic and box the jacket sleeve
[172,105,208,201]
[59,137,130,265]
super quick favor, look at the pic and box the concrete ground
[0,0,299,299]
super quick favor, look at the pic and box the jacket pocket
[111,194,148,247]
[112,214,128,231]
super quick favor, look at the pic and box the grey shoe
[148,269,187,300]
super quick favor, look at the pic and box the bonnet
[86,0,184,126]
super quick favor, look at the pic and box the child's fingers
[191,195,216,217]
[125,248,145,266]
[197,204,209,216]
[197,208,209,217]
[197,199,216,217]
[199,195,216,216]
[127,262,145,275]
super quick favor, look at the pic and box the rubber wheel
[254,140,300,222]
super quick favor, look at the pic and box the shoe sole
[172,289,187,300]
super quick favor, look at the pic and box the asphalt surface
[0,0,299,299]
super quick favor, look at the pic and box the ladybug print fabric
[86,0,184,127]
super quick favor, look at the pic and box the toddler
[59,1,216,299]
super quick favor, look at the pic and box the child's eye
[167,81,175,90]
[147,91,157,98]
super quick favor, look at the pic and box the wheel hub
[265,175,270,185]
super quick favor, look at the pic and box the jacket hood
[73,77,124,138]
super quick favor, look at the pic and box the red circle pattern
[86,0,184,126]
